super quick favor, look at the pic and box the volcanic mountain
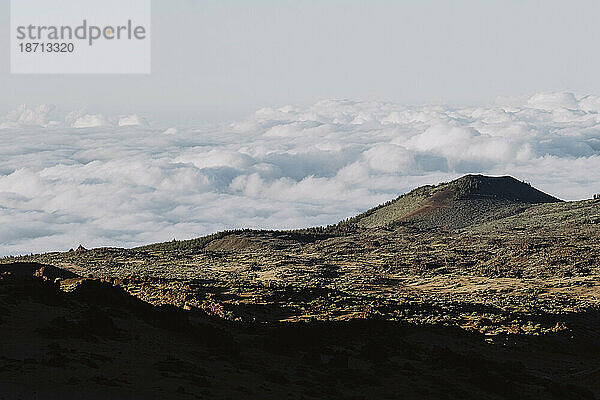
[354,174,562,230]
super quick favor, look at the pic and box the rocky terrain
[2,174,600,399]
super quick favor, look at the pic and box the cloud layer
[2,93,600,255]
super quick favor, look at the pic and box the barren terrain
[2,175,599,399]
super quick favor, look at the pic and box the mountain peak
[355,175,561,230]
[446,174,560,203]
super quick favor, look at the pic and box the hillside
[355,175,561,229]
[1,263,597,399]
[2,175,600,399]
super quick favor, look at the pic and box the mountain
[2,174,600,399]
[354,175,561,230]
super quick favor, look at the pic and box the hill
[354,175,561,229]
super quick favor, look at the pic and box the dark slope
[1,265,597,400]
[447,175,560,203]
[0,262,79,281]
[355,175,561,230]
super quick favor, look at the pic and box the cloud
[162,127,178,135]
[0,104,60,129]
[526,92,576,110]
[1,92,600,255]
[118,115,148,127]
[72,114,111,128]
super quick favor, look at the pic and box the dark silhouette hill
[354,175,561,230]
[1,264,597,400]
[0,262,79,281]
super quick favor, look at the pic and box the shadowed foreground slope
[1,265,598,400]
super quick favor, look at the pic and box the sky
[2,0,600,120]
[2,1,600,255]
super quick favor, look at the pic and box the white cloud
[162,127,178,135]
[0,104,59,129]
[1,92,600,255]
[118,115,148,127]
[72,114,111,128]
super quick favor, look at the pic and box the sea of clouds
[2,92,600,255]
